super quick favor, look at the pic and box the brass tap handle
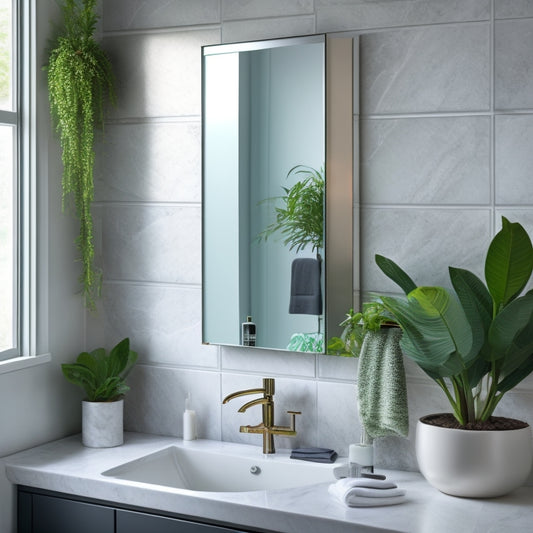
[287,411,301,431]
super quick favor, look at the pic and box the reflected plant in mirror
[257,165,324,254]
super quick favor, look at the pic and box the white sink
[102,441,338,492]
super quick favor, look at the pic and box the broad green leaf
[108,337,130,376]
[380,288,469,378]
[76,351,98,374]
[375,255,417,295]
[497,355,533,394]
[61,363,96,399]
[489,293,533,359]
[449,266,492,360]
[90,347,108,386]
[485,217,533,311]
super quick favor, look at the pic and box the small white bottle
[183,392,197,441]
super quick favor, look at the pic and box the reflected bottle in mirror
[242,316,256,347]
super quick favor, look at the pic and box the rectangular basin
[102,443,338,492]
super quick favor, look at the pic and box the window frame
[0,0,50,372]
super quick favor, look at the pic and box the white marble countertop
[4,432,533,533]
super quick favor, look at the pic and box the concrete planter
[416,415,533,498]
[82,399,124,448]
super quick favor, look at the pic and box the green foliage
[327,301,397,357]
[257,165,324,253]
[61,338,138,402]
[376,217,533,425]
[45,0,116,310]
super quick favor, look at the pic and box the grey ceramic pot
[82,399,124,448]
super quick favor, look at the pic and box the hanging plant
[46,0,116,310]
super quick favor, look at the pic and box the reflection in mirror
[202,35,353,353]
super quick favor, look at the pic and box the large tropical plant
[46,0,116,310]
[257,165,324,253]
[375,217,533,426]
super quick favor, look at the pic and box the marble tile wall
[91,0,533,481]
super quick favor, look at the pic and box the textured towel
[357,327,409,438]
[291,447,338,463]
[289,258,322,315]
[328,478,406,507]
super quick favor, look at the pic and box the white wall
[0,1,87,531]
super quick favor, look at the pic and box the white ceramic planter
[416,415,533,498]
[82,399,124,448]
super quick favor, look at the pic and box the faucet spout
[222,388,265,404]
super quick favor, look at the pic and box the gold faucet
[222,378,301,454]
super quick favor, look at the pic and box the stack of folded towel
[328,477,406,507]
[290,447,338,463]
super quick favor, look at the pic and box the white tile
[361,208,492,294]
[95,121,201,203]
[104,29,219,119]
[360,24,490,114]
[221,346,316,378]
[222,0,314,20]
[102,282,218,368]
[104,0,220,31]
[222,16,315,43]
[124,365,221,440]
[102,205,201,284]
[495,115,533,204]
[361,117,490,205]
[317,0,490,33]
[495,19,533,110]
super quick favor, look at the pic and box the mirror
[202,35,353,352]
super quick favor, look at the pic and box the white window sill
[0,353,51,375]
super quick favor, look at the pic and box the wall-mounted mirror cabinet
[202,35,354,353]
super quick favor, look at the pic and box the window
[0,0,17,359]
[0,0,39,366]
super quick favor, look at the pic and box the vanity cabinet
[18,487,250,533]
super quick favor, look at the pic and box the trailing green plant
[46,0,116,310]
[257,165,324,253]
[327,301,396,357]
[375,217,533,426]
[61,337,138,402]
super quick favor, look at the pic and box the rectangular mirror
[202,35,353,353]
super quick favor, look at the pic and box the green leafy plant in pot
[375,217,533,497]
[62,338,137,448]
[46,0,116,311]
[327,301,397,357]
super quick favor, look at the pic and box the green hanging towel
[357,327,409,438]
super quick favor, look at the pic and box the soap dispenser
[183,392,197,441]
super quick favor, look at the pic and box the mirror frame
[201,34,354,353]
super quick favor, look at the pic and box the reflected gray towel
[289,258,322,315]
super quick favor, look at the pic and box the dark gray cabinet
[18,487,252,533]
[117,509,244,532]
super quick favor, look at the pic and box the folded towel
[357,327,409,438]
[328,478,406,507]
[289,258,322,315]
[291,447,337,463]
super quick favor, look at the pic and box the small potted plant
[62,338,137,448]
[327,301,397,357]
[375,217,533,497]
